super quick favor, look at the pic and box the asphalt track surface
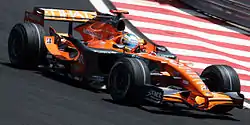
[0,0,250,125]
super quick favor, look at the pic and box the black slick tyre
[201,65,241,113]
[8,22,46,68]
[108,57,150,104]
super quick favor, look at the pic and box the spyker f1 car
[8,7,244,113]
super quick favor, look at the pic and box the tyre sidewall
[8,22,46,68]
[201,65,240,92]
[108,57,150,103]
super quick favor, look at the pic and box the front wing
[139,85,244,111]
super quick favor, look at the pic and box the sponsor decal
[93,50,117,54]
[145,89,163,103]
[70,54,85,73]
[82,29,102,39]
[178,65,191,70]
[183,67,191,70]
[150,72,161,76]
[146,90,162,99]
[185,69,197,75]
[178,63,185,67]
[173,71,180,77]
[42,8,96,20]
[169,60,178,65]
[190,74,200,79]
[91,75,104,82]
[100,41,106,45]
[192,79,200,82]
[201,85,209,90]
[45,37,53,44]
[196,81,204,85]
[78,54,84,64]
[182,80,189,85]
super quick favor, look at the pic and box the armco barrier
[180,0,250,30]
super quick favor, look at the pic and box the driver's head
[120,33,139,49]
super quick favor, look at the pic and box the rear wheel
[8,22,47,69]
[201,65,240,113]
[108,57,150,104]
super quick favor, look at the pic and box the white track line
[111,0,208,18]
[244,101,250,109]
[89,0,250,109]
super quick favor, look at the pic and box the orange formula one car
[8,7,244,114]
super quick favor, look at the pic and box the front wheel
[108,57,151,104]
[201,65,241,113]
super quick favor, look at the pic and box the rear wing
[24,7,129,26]
[24,7,98,25]
[24,7,129,35]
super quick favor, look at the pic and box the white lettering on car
[146,90,163,99]
[82,29,102,39]
[201,85,208,90]
[42,8,97,20]
[183,80,189,85]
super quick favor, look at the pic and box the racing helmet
[120,33,139,49]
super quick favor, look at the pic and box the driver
[119,33,140,51]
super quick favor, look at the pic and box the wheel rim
[202,72,221,92]
[113,72,130,95]
[9,30,24,60]
[110,63,131,99]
